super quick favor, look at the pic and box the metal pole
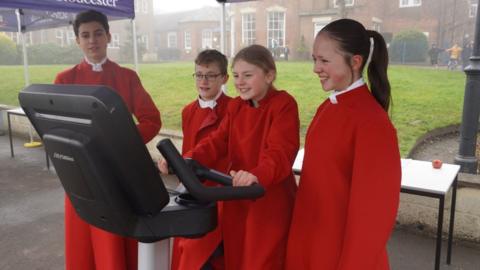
[132,19,139,73]
[220,3,226,54]
[16,9,29,86]
[454,1,480,173]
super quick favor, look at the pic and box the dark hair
[318,18,391,111]
[232,44,276,82]
[73,10,109,37]
[195,49,228,75]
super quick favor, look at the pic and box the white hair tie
[365,37,374,68]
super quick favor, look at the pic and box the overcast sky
[153,0,218,14]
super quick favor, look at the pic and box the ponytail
[366,30,391,111]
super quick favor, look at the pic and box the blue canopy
[0,0,134,32]
[0,0,136,85]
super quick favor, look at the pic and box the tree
[119,23,147,63]
[296,35,310,60]
[0,33,18,65]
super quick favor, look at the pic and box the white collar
[198,90,223,109]
[328,78,365,104]
[85,57,107,72]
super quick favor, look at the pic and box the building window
[184,31,191,50]
[135,0,140,13]
[167,32,177,48]
[142,0,148,14]
[55,29,64,47]
[267,11,285,49]
[313,22,328,37]
[108,33,120,49]
[399,0,421,8]
[242,13,256,46]
[333,0,354,7]
[135,0,148,14]
[140,34,149,50]
[470,3,478,18]
[66,30,75,46]
[202,30,212,49]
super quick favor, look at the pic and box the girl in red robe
[286,19,401,270]
[160,44,299,270]
[170,49,231,270]
[54,10,161,270]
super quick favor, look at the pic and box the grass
[0,62,466,156]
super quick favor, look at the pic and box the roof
[154,6,220,32]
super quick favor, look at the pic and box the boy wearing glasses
[54,10,161,270]
[169,49,231,270]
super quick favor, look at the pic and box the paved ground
[1,132,479,270]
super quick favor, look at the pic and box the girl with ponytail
[286,19,401,270]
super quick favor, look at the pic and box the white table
[293,150,460,270]
[7,107,50,169]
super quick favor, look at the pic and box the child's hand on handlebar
[229,170,259,186]
[157,159,170,175]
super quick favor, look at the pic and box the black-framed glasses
[193,73,223,81]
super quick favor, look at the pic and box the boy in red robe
[54,10,161,270]
[286,19,401,270]
[170,49,231,270]
[161,44,299,270]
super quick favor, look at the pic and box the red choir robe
[285,84,401,270]
[54,59,161,270]
[171,92,231,270]
[187,88,300,270]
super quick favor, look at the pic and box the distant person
[160,44,300,269]
[428,43,443,68]
[461,41,473,70]
[54,10,161,270]
[284,46,290,61]
[286,18,401,270]
[446,43,462,70]
[168,49,231,270]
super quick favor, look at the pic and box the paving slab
[1,133,479,270]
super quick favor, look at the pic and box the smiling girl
[173,44,300,269]
[286,19,401,270]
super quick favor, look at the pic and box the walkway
[0,133,479,270]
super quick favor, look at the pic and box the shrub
[27,43,82,64]
[157,48,181,61]
[390,30,429,63]
[0,33,18,65]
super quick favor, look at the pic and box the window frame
[267,11,286,49]
[167,32,178,48]
[242,13,256,46]
[399,0,422,8]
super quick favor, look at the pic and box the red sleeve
[181,104,191,154]
[129,71,161,143]
[54,69,73,84]
[186,105,232,168]
[337,120,401,270]
[249,96,300,189]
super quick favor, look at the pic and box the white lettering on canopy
[56,0,119,8]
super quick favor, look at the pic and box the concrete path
[1,133,479,270]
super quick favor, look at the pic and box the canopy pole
[131,19,139,73]
[16,9,29,87]
[454,2,480,173]
[220,3,226,54]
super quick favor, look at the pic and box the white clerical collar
[328,78,365,104]
[85,57,107,72]
[198,90,223,109]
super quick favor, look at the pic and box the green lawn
[0,62,466,156]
